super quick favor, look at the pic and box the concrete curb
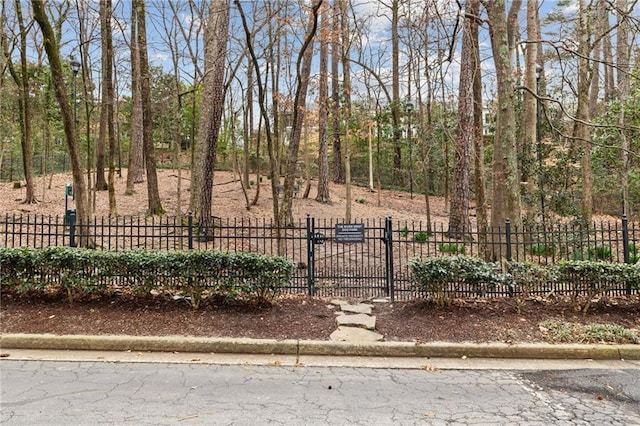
[2,334,639,360]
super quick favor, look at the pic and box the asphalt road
[2,360,639,425]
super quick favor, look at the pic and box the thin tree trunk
[99,0,116,214]
[279,0,322,227]
[134,0,164,215]
[341,0,351,222]
[391,0,402,184]
[31,0,92,246]
[126,3,144,195]
[13,0,37,204]
[316,2,331,203]
[95,0,110,192]
[236,0,279,225]
[616,0,630,216]
[601,4,615,103]
[331,1,344,184]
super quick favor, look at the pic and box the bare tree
[237,0,280,223]
[279,0,322,226]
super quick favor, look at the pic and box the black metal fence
[2,212,639,300]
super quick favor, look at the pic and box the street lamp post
[70,57,80,132]
[536,63,545,226]
[405,100,414,199]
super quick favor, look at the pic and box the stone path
[328,298,389,343]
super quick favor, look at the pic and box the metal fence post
[306,214,315,296]
[385,216,395,302]
[68,210,77,248]
[505,218,512,261]
[622,214,631,295]
[622,214,630,263]
[188,212,194,250]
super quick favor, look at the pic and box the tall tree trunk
[520,0,537,190]
[134,0,164,215]
[616,0,630,216]
[242,62,250,191]
[391,0,402,184]
[472,3,488,257]
[31,0,92,246]
[279,0,322,226]
[486,0,523,257]
[243,59,252,191]
[601,4,615,103]
[14,0,37,204]
[236,0,280,225]
[575,0,593,224]
[99,0,116,214]
[94,0,110,192]
[331,0,344,184]
[126,3,144,195]
[192,0,230,227]
[341,0,351,222]
[448,0,479,239]
[315,2,331,203]
[589,0,605,118]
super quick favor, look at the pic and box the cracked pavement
[2,360,639,425]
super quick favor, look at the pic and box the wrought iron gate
[305,216,395,300]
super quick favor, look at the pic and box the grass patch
[413,232,429,243]
[438,242,465,254]
[540,321,639,344]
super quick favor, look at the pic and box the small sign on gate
[335,223,365,243]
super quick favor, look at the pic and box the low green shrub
[553,260,640,312]
[0,246,44,292]
[409,255,509,306]
[409,255,639,309]
[0,247,293,308]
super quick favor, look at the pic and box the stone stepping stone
[336,313,376,330]
[340,303,373,315]
[330,326,384,342]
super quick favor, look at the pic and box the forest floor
[1,169,638,344]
